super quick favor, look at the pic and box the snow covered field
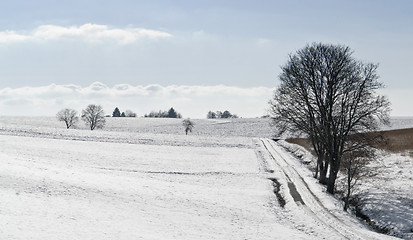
[0,116,411,239]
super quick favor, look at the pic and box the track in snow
[260,138,396,240]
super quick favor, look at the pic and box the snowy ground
[280,141,413,239]
[0,116,410,239]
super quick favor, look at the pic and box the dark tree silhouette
[112,107,121,117]
[168,107,177,118]
[269,43,390,194]
[221,110,232,118]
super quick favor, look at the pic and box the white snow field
[0,116,409,239]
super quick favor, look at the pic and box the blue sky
[0,0,412,117]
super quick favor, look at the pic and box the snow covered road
[261,138,397,240]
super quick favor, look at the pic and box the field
[0,116,412,239]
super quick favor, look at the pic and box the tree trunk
[319,154,328,185]
[319,165,328,185]
[314,157,319,179]
[344,167,351,211]
[327,159,339,194]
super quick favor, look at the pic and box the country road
[260,138,397,240]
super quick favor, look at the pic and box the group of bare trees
[57,104,106,130]
[57,105,196,135]
[269,43,390,210]
[144,107,182,118]
[207,110,238,119]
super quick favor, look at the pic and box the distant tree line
[112,107,136,118]
[144,107,182,118]
[207,110,238,119]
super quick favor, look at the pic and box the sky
[0,0,412,118]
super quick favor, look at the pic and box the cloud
[0,82,275,118]
[0,24,172,44]
[3,82,409,118]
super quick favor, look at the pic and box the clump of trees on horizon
[112,107,136,118]
[207,110,238,119]
[144,107,182,118]
[57,104,106,130]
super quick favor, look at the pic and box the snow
[0,121,308,239]
[280,140,413,239]
[262,139,397,240]
[0,116,410,239]
[360,151,413,238]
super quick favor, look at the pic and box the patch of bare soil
[286,128,413,156]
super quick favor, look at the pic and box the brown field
[286,128,413,157]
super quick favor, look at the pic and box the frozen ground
[0,116,410,239]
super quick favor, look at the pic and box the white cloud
[0,24,172,44]
[2,82,408,118]
[0,30,29,43]
[0,82,275,118]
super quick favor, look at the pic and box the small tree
[182,118,195,135]
[56,108,78,129]
[121,112,126,117]
[82,104,106,130]
[112,107,121,117]
[340,147,374,211]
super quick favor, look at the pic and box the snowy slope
[0,134,319,239]
[279,140,413,239]
[0,116,410,239]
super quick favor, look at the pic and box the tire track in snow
[261,138,396,240]
[260,139,347,239]
[95,167,253,177]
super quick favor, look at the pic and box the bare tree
[56,108,78,129]
[182,118,195,135]
[81,104,106,130]
[269,43,390,194]
[340,147,374,211]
